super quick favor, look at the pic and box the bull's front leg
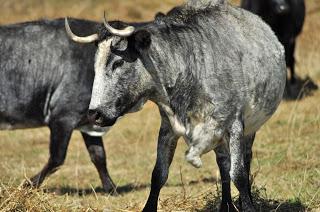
[81,133,117,194]
[229,119,255,212]
[143,113,179,212]
[25,117,75,188]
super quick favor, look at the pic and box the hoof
[22,176,41,189]
[22,180,33,188]
[106,188,119,196]
[103,183,118,196]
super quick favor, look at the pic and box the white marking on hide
[89,39,113,110]
[95,39,113,74]
[43,88,52,124]
[159,101,223,168]
[159,103,186,136]
[228,119,244,182]
[185,121,223,168]
[78,125,110,137]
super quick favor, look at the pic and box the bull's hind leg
[25,118,75,188]
[244,134,255,202]
[229,119,255,212]
[237,133,256,210]
[81,133,116,194]
[215,144,238,212]
[143,113,179,212]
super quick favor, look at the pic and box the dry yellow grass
[0,0,319,211]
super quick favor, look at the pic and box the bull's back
[227,6,286,134]
[0,19,98,129]
[196,5,286,134]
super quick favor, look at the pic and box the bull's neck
[139,45,196,128]
[140,51,188,136]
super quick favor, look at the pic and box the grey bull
[67,0,286,211]
[0,18,117,193]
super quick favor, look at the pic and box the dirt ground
[0,0,319,211]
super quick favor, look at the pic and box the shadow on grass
[199,186,306,212]
[44,177,217,196]
[284,75,318,100]
[44,183,148,196]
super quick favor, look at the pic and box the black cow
[0,18,116,193]
[241,0,305,84]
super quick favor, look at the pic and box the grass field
[0,0,319,211]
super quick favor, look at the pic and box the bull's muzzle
[87,109,117,127]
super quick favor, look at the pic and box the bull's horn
[103,12,135,37]
[65,18,99,43]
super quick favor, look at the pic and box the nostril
[95,111,101,121]
[87,109,115,127]
[88,109,97,117]
[87,109,99,122]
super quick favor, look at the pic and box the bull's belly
[0,121,110,138]
[243,109,271,136]
[0,121,43,130]
[0,106,45,130]
[183,109,272,168]
[243,94,281,135]
[243,80,284,135]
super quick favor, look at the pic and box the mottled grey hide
[82,0,286,210]
[90,3,286,164]
[241,0,305,84]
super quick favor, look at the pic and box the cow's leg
[229,119,255,212]
[286,40,296,84]
[215,144,238,212]
[26,118,75,188]
[289,41,296,84]
[143,115,178,212]
[81,133,116,194]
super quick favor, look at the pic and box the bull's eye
[112,59,124,71]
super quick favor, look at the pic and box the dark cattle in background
[0,18,116,193]
[241,0,305,84]
[66,0,286,211]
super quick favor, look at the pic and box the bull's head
[65,15,155,126]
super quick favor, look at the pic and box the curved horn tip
[64,17,99,43]
[103,12,111,28]
[65,17,73,36]
[65,17,70,28]
[102,14,135,37]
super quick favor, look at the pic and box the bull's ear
[130,29,152,52]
